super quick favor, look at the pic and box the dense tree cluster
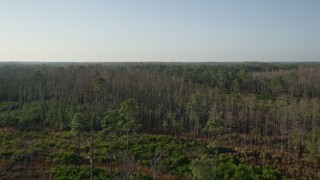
[0,62,319,159]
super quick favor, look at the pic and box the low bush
[51,165,151,180]
[190,155,286,180]
[50,152,79,164]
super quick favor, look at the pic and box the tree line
[0,62,319,158]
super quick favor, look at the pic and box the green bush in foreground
[52,166,112,180]
[51,165,151,180]
[190,155,286,180]
[50,152,79,164]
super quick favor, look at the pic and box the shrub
[190,155,286,180]
[51,165,150,180]
[51,152,79,164]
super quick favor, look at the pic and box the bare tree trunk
[194,128,196,144]
[90,116,94,180]
[78,132,81,169]
[127,132,129,151]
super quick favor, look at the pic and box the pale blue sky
[0,0,319,62]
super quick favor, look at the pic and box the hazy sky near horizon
[0,0,320,62]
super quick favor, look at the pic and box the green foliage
[118,99,141,135]
[51,152,79,164]
[271,76,285,94]
[45,100,73,130]
[187,93,207,139]
[130,135,208,175]
[18,102,43,130]
[190,155,285,180]
[252,127,262,144]
[0,131,287,179]
[71,113,87,132]
[187,93,206,123]
[163,110,182,134]
[101,109,118,133]
[51,165,116,180]
[93,77,106,92]
[204,112,227,138]
[0,63,318,179]
[0,101,20,111]
[190,156,217,179]
[0,150,26,161]
[0,112,19,127]
[231,79,241,92]
[51,165,151,180]
[10,150,25,161]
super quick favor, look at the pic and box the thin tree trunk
[127,132,129,151]
[194,128,196,144]
[90,116,94,180]
[78,132,80,169]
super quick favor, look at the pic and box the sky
[0,0,319,62]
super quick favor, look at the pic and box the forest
[0,62,319,179]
